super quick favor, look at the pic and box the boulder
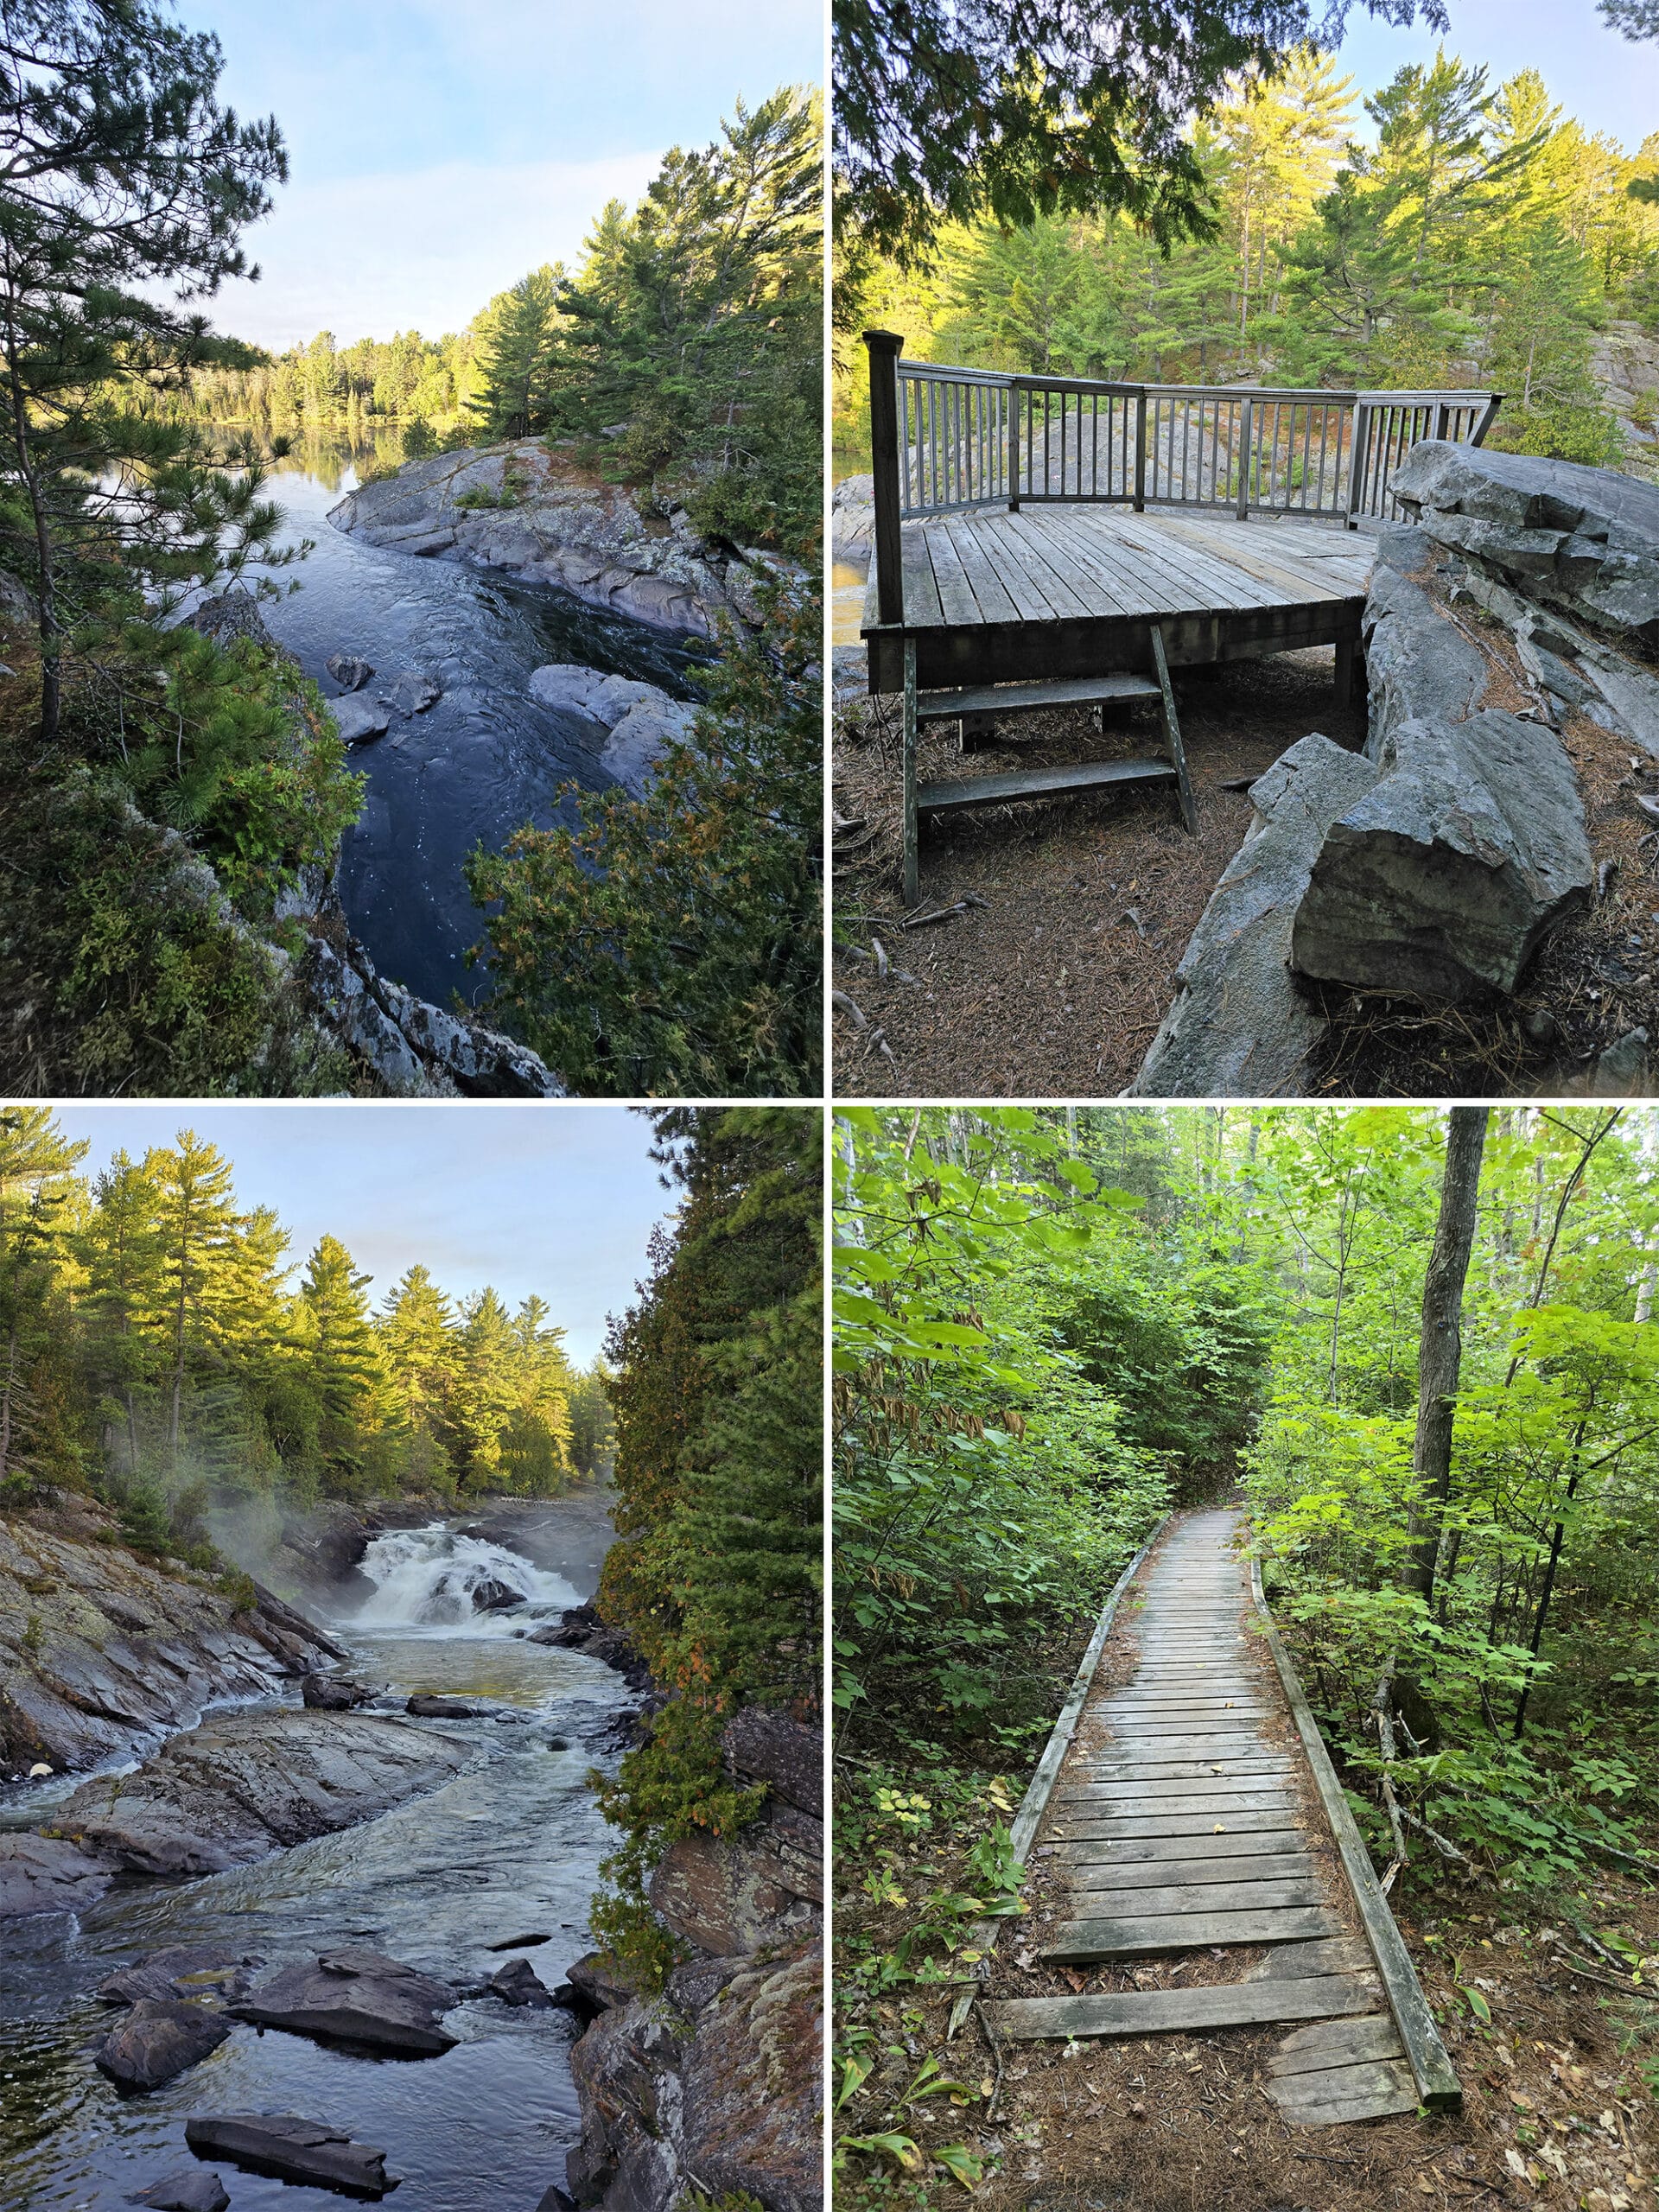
[380,668,441,715]
[405,1694,481,1719]
[1127,734,1382,1097]
[534,2189,577,2212]
[561,1950,642,2016]
[469,1577,523,1613]
[183,2114,395,2196]
[132,2169,231,2212]
[230,1946,458,2056]
[332,696,392,745]
[326,654,374,692]
[565,1999,685,2212]
[191,588,271,650]
[1390,440,1659,649]
[98,1943,259,2008]
[0,1831,118,1918]
[1592,1026,1650,1094]
[601,697,696,797]
[1291,706,1593,999]
[302,1674,373,1711]
[94,1999,231,2092]
[485,1929,553,1951]
[488,1957,556,2009]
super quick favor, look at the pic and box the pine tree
[296,1235,391,1497]
[468,266,563,440]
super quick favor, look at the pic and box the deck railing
[862,329,1501,628]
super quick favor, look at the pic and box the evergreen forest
[836,46,1659,471]
[582,1107,823,1987]
[0,1106,614,1557]
[833,1104,1659,2197]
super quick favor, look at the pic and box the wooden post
[1151,626,1196,836]
[1471,393,1502,448]
[1433,400,1449,442]
[902,636,918,908]
[1334,634,1357,711]
[1345,398,1370,531]
[1236,394,1253,521]
[1008,385,1020,512]
[1134,389,1147,512]
[865,329,906,629]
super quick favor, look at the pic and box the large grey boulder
[98,1943,258,2008]
[94,1999,230,2092]
[526,662,696,795]
[1390,440,1659,649]
[230,1946,458,2056]
[183,2114,396,2196]
[331,696,392,746]
[133,2169,231,2212]
[1291,707,1595,999]
[1127,734,1381,1098]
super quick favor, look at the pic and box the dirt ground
[831,616,1659,1099]
[835,1520,1659,2212]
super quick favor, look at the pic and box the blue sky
[180,0,822,349]
[46,1105,679,1364]
[1332,0,1659,149]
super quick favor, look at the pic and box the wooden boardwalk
[861,506,1376,696]
[982,1510,1459,2128]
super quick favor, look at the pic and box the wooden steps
[916,672,1162,722]
[917,756,1175,818]
[979,1508,1459,2127]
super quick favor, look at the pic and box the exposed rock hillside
[329,442,780,639]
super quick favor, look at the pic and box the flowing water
[248,438,709,1007]
[0,1505,628,2212]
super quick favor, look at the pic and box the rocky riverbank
[561,1706,824,2212]
[328,441,782,640]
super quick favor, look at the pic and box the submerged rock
[230,1946,458,2056]
[487,1957,556,2009]
[98,1944,259,2008]
[405,1694,480,1719]
[94,1999,230,2092]
[132,2169,231,2212]
[380,668,442,716]
[326,654,374,692]
[183,2114,396,2196]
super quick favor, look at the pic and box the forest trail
[984,1510,1450,2128]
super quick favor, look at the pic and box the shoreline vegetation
[0,0,823,1098]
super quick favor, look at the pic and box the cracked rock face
[1390,439,1659,648]
[328,442,760,638]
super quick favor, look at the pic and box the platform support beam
[901,636,918,908]
[866,329,906,628]
[1151,626,1196,836]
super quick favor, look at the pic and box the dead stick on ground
[972,1999,1006,2126]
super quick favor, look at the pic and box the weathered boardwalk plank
[987,1507,1460,2127]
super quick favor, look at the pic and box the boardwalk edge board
[944,1514,1171,2037]
[1248,1556,1462,2114]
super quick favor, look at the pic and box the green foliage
[465,565,821,1099]
[589,1108,822,1988]
[0,1109,613,1519]
[837,54,1656,467]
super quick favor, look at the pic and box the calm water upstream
[0,1510,630,2212]
[249,443,707,1007]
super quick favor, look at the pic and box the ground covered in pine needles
[832,619,1659,1101]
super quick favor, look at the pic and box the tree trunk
[1403,1107,1489,1604]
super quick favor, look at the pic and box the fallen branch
[1398,1804,1473,1866]
[899,902,973,929]
[831,990,867,1030]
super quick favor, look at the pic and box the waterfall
[353,1524,580,1633]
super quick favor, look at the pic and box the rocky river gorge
[0,1491,823,2212]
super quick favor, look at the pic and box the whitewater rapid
[353,1523,582,1634]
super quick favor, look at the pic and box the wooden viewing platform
[860,334,1500,900]
[973,1510,1460,2129]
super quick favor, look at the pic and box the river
[248,435,709,1008]
[0,1505,628,2212]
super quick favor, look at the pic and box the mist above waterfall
[352,1524,581,1633]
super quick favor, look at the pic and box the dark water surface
[252,446,706,1007]
[0,1511,627,2212]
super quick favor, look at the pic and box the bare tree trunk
[1404,1107,1489,1605]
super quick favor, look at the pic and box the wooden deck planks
[992,1507,1457,2129]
